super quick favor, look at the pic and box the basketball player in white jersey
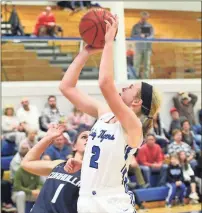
[60,15,161,213]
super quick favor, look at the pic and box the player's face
[74,131,89,154]
[120,83,141,107]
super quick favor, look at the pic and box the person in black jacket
[165,154,186,207]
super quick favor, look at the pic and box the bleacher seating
[2,5,201,80]
[1,42,64,81]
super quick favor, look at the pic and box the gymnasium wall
[2,80,201,129]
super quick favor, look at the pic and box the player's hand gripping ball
[79,8,117,48]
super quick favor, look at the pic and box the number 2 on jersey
[89,146,100,169]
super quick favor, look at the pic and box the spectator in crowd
[178,151,199,204]
[58,117,78,143]
[168,130,197,170]
[193,109,202,135]
[17,97,40,130]
[67,107,92,132]
[43,133,72,161]
[40,95,64,131]
[169,107,181,137]
[12,166,42,213]
[20,128,38,150]
[1,169,17,211]
[195,151,202,200]
[166,154,186,207]
[181,120,200,154]
[33,6,57,37]
[10,143,30,182]
[136,134,168,187]
[126,44,137,79]
[150,113,170,153]
[131,11,154,79]
[2,104,26,147]
[173,92,198,126]
[128,156,149,189]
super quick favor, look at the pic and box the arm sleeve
[43,147,54,160]
[131,24,140,38]
[180,168,184,181]
[2,117,13,132]
[173,95,183,111]
[147,25,154,38]
[36,177,43,190]
[167,167,174,182]
[40,112,49,131]
[13,169,32,196]
[137,149,152,166]
[186,144,195,157]
[156,146,164,164]
[188,93,198,106]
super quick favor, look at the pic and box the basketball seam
[80,24,96,36]
[80,18,98,46]
[92,10,105,35]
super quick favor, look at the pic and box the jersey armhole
[51,160,66,171]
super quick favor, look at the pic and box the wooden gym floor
[137,204,201,213]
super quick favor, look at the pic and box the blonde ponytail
[142,88,161,137]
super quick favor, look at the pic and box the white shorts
[78,193,136,213]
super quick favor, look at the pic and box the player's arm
[59,47,110,118]
[99,16,142,148]
[21,125,65,176]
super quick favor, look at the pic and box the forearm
[60,50,89,89]
[189,93,198,105]
[99,42,114,85]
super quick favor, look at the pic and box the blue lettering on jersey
[89,130,97,140]
[89,128,115,142]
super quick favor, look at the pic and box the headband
[141,82,153,117]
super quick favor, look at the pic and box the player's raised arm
[98,16,143,148]
[59,46,109,118]
[21,125,65,176]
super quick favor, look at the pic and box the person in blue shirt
[43,133,73,160]
[21,125,90,213]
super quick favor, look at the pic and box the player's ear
[132,98,142,106]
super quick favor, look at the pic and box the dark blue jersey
[31,162,80,213]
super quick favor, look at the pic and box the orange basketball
[79,8,115,48]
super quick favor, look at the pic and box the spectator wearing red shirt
[137,134,168,187]
[33,6,56,36]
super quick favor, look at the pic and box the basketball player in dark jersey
[21,125,90,213]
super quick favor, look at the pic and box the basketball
[79,9,116,48]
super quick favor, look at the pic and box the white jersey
[80,113,140,206]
